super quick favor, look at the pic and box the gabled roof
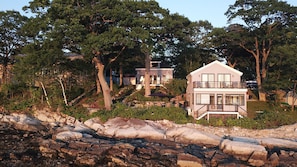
[187,60,243,78]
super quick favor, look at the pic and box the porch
[193,81,246,89]
[194,104,246,121]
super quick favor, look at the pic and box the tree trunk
[68,87,96,106]
[119,65,123,87]
[39,81,51,108]
[95,73,102,94]
[93,57,112,110]
[57,76,68,106]
[240,38,266,101]
[0,64,7,86]
[292,81,297,112]
[255,55,266,101]
[258,91,266,102]
[144,53,151,97]
[109,68,113,91]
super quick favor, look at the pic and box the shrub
[5,98,34,113]
[61,106,91,121]
[91,103,194,124]
[164,79,186,96]
[124,89,170,102]
[66,87,85,101]
[1,83,28,99]
[255,110,297,128]
[225,118,264,129]
[0,92,8,105]
[197,117,264,129]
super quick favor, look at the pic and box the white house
[186,60,248,120]
[135,60,173,90]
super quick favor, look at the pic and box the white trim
[135,68,174,71]
[196,111,244,121]
[193,88,247,93]
[187,60,243,78]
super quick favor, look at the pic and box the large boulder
[84,117,104,132]
[257,138,297,150]
[133,122,165,140]
[34,109,76,126]
[102,117,166,140]
[73,121,93,133]
[166,126,221,146]
[220,139,267,166]
[54,131,83,141]
[34,109,66,124]
[177,153,204,167]
[1,113,45,132]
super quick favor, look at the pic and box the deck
[194,104,247,121]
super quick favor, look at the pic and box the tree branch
[102,16,114,23]
[239,39,257,59]
[108,45,126,65]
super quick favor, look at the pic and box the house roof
[187,60,243,78]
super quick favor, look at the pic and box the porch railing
[194,104,247,120]
[196,104,245,112]
[193,81,246,89]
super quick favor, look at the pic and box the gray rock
[166,126,221,146]
[177,153,204,167]
[220,139,267,166]
[268,152,279,167]
[258,138,297,150]
[75,155,98,166]
[54,131,83,141]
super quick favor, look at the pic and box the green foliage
[0,11,27,66]
[170,20,215,78]
[225,118,264,129]
[247,101,272,118]
[1,83,28,98]
[91,103,194,124]
[0,92,7,105]
[164,79,187,96]
[4,98,34,113]
[255,110,297,128]
[265,44,297,91]
[224,0,296,100]
[61,106,91,121]
[125,89,171,102]
[1,0,297,132]
[197,117,263,129]
[0,83,44,112]
[66,87,84,102]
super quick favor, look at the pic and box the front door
[217,94,223,110]
[209,94,215,109]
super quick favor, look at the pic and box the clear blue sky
[0,0,296,27]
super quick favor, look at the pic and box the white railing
[193,81,246,89]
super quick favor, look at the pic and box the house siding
[135,68,173,86]
[186,60,247,120]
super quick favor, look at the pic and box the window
[218,74,231,88]
[225,94,245,106]
[201,74,215,88]
[196,93,212,104]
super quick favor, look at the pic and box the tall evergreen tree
[225,0,297,101]
[23,0,189,110]
[0,11,27,86]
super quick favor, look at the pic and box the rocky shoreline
[1,109,297,166]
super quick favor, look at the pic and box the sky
[0,0,296,27]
